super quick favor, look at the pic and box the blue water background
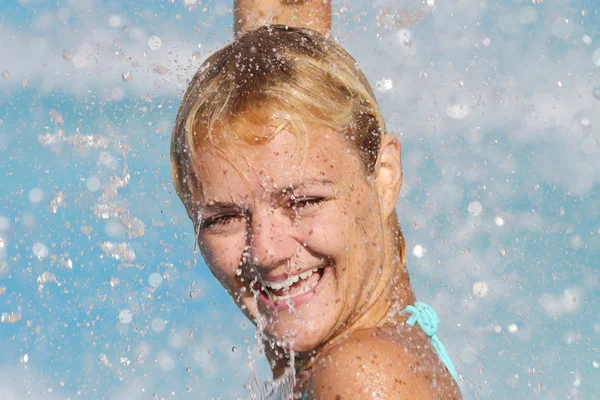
[1,0,599,398]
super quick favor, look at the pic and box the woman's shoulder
[305,325,461,400]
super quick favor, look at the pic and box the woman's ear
[375,133,402,220]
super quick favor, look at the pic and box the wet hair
[170,24,406,267]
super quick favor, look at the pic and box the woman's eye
[290,197,325,210]
[201,214,243,230]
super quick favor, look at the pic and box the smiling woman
[170,3,460,400]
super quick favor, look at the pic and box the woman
[170,3,461,399]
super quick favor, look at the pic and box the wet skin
[190,125,399,353]
[189,124,462,398]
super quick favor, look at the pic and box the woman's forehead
[192,128,362,201]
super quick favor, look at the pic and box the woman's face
[191,125,391,352]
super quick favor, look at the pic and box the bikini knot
[402,301,459,383]
[403,301,439,337]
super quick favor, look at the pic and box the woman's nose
[247,209,296,269]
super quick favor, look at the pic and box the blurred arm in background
[234,0,331,38]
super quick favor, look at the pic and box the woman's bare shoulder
[306,326,461,400]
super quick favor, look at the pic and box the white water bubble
[0,216,10,231]
[581,118,590,127]
[397,29,412,45]
[151,318,167,333]
[482,37,491,46]
[119,309,133,324]
[494,325,502,333]
[28,188,45,204]
[552,18,574,40]
[32,242,49,259]
[508,323,519,333]
[110,87,125,102]
[99,151,118,168]
[148,36,162,50]
[518,7,537,25]
[148,273,163,288]
[376,78,393,92]
[593,49,600,67]
[495,216,505,226]
[582,35,592,45]
[105,220,126,238]
[581,138,597,155]
[460,346,477,364]
[446,103,471,120]
[593,361,599,368]
[72,53,87,69]
[86,176,101,192]
[468,201,483,216]
[412,244,426,258]
[472,282,489,298]
[157,350,175,371]
[108,15,121,28]
[184,0,197,5]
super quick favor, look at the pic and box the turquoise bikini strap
[403,301,459,383]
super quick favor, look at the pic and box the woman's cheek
[201,235,245,282]
[303,211,347,257]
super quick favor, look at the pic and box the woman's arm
[234,0,331,38]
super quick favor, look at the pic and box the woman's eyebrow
[200,180,335,209]
[276,179,335,195]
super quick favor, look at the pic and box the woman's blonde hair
[170,24,406,267]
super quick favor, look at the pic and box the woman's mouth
[253,266,329,311]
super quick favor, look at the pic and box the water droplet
[109,276,120,287]
[235,268,242,276]
[119,309,133,324]
[412,244,425,258]
[231,347,237,353]
[0,216,9,231]
[582,35,592,45]
[99,242,135,261]
[148,36,162,50]
[28,188,45,204]
[482,37,491,46]
[552,17,574,40]
[468,201,482,216]
[592,87,600,100]
[499,247,507,256]
[593,48,600,67]
[62,50,71,61]
[122,71,132,83]
[148,272,163,288]
[186,366,192,372]
[1,70,8,79]
[593,361,599,368]
[494,325,502,333]
[86,176,101,192]
[48,191,65,213]
[32,242,49,259]
[376,78,393,92]
[108,15,121,28]
[1,311,22,324]
[518,7,537,25]
[20,354,28,363]
[508,323,518,333]
[472,281,489,298]
[446,103,471,120]
[495,216,505,227]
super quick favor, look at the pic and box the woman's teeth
[261,268,320,300]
